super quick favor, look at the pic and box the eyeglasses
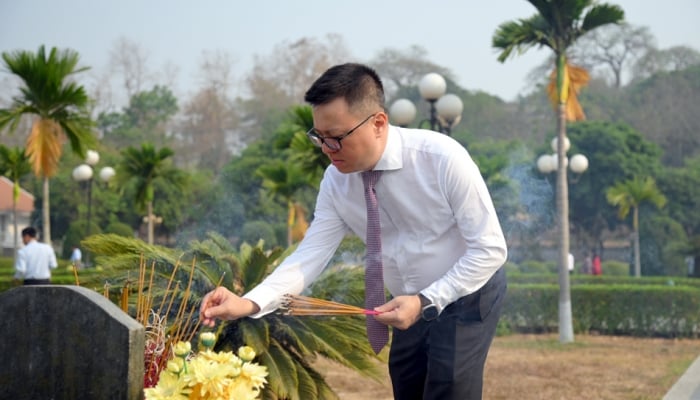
[306,113,376,151]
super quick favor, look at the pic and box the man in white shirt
[200,63,507,400]
[70,246,82,269]
[14,227,58,285]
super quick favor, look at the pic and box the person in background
[592,253,602,276]
[14,227,58,285]
[582,252,593,275]
[199,63,507,400]
[70,246,82,269]
[568,253,575,274]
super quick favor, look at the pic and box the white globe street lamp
[389,72,464,135]
[72,150,114,266]
[388,99,417,127]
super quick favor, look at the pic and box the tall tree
[606,176,667,277]
[116,143,186,244]
[257,161,309,247]
[0,45,96,244]
[0,145,32,258]
[109,37,151,100]
[571,23,654,88]
[632,45,700,82]
[493,0,624,343]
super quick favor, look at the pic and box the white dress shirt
[14,239,59,280]
[245,125,507,316]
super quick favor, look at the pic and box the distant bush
[602,260,629,276]
[518,260,556,274]
[105,221,134,237]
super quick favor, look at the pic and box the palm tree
[257,161,309,247]
[83,232,383,399]
[258,105,325,247]
[606,176,667,278]
[116,143,186,244]
[493,0,624,343]
[0,145,32,259]
[286,105,329,187]
[0,45,96,244]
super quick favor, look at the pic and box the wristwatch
[418,293,438,321]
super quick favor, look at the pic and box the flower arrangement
[144,332,268,400]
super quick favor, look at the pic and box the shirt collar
[372,125,402,172]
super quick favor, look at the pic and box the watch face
[422,304,438,321]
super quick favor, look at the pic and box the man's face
[21,234,30,245]
[310,98,387,173]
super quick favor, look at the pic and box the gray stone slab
[0,285,145,400]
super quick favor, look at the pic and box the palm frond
[581,4,625,32]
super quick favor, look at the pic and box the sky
[2,0,699,103]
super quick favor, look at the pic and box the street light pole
[389,72,464,135]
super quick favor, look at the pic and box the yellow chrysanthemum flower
[186,357,234,397]
[240,363,269,389]
[224,379,261,400]
[145,335,267,400]
[144,369,189,400]
[199,349,241,369]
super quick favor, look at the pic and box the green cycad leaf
[241,319,271,354]
[306,367,338,400]
[265,341,299,400]
[295,362,319,400]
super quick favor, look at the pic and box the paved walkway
[665,354,700,399]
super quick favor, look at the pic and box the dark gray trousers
[389,268,506,400]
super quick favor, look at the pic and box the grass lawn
[314,333,700,400]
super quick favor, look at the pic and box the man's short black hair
[304,63,385,113]
[21,227,37,238]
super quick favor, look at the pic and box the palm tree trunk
[12,195,18,260]
[633,207,641,277]
[287,200,294,247]
[147,201,154,245]
[556,102,574,344]
[42,177,51,244]
[555,54,574,343]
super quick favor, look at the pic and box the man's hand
[199,287,261,327]
[373,294,423,330]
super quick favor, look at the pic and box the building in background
[0,177,35,256]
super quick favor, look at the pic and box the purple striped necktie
[362,170,389,354]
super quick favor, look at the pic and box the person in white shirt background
[70,246,82,269]
[200,63,507,400]
[14,226,58,285]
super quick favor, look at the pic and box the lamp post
[536,136,588,342]
[142,214,163,245]
[72,150,114,266]
[389,72,464,135]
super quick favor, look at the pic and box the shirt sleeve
[421,146,508,312]
[244,176,349,317]
[14,249,26,279]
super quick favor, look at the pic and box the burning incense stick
[281,294,381,316]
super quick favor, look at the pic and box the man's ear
[373,112,389,137]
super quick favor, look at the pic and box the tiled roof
[0,176,34,213]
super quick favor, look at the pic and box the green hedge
[507,272,700,288]
[501,283,700,338]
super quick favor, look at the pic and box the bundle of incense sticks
[281,294,381,316]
